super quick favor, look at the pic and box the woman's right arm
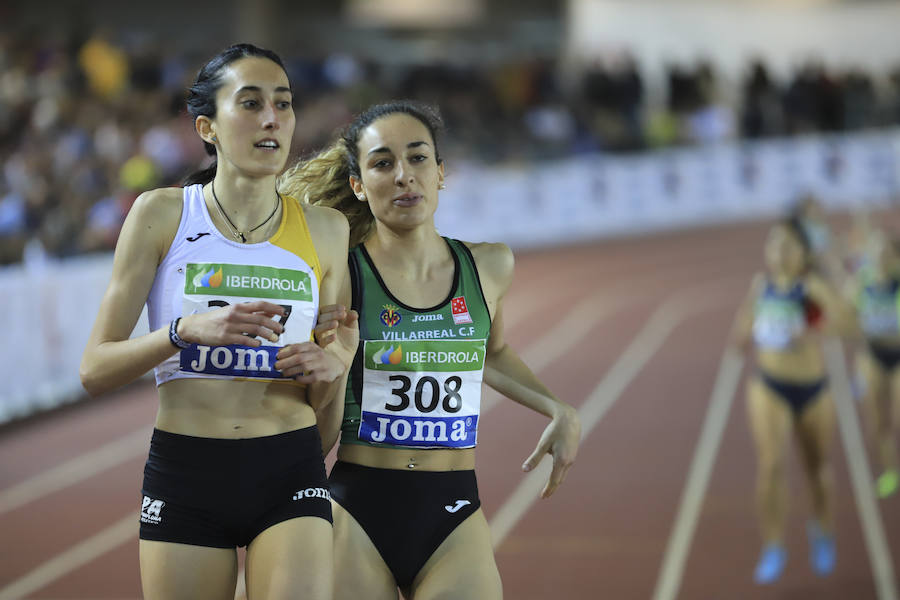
[80,188,285,396]
[729,272,764,355]
[80,189,184,396]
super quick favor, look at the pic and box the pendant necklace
[211,180,281,243]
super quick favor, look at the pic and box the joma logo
[292,487,331,501]
[370,417,468,444]
[190,346,273,372]
[412,314,443,322]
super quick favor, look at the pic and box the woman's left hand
[275,341,347,384]
[314,304,360,365]
[522,405,581,498]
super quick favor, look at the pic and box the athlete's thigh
[795,389,836,467]
[332,500,398,600]
[860,350,888,408]
[245,516,333,600]
[746,377,793,460]
[409,508,502,600]
[139,539,237,600]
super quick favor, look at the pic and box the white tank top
[147,184,322,386]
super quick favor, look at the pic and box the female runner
[847,229,900,498]
[280,100,581,599]
[731,216,855,584]
[80,44,355,599]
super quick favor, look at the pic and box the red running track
[1,215,899,599]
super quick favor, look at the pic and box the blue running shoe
[807,521,836,576]
[753,544,787,584]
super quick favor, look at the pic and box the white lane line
[652,348,744,600]
[0,427,151,515]
[0,512,138,600]
[481,291,640,414]
[824,339,898,600]
[234,567,246,600]
[481,263,743,417]
[489,278,738,549]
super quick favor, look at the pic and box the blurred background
[2,0,900,598]
[3,0,900,265]
[7,0,900,416]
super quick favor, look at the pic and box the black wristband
[169,317,190,349]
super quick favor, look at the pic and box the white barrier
[0,254,149,424]
[435,129,900,246]
[2,129,899,423]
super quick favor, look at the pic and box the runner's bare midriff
[756,337,826,382]
[338,444,475,471]
[156,378,314,438]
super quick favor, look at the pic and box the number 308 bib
[358,338,486,448]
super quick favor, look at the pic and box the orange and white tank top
[147,184,321,386]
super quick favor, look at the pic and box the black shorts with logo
[139,425,332,548]
[328,460,480,590]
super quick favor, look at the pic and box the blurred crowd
[2,29,900,264]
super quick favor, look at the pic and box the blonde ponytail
[279,144,375,247]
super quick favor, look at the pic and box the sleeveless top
[147,184,321,385]
[857,269,900,338]
[752,279,813,351]
[340,238,492,449]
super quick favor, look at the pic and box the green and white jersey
[857,269,900,338]
[341,238,492,449]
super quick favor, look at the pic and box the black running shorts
[139,425,332,548]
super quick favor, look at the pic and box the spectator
[1,30,899,265]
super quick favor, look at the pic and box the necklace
[210,180,281,243]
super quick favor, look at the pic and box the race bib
[359,339,486,448]
[177,263,316,379]
[860,295,899,337]
[753,301,805,351]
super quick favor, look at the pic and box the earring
[358,194,366,201]
[438,183,446,190]
[211,136,218,143]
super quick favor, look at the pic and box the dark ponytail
[183,164,219,186]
